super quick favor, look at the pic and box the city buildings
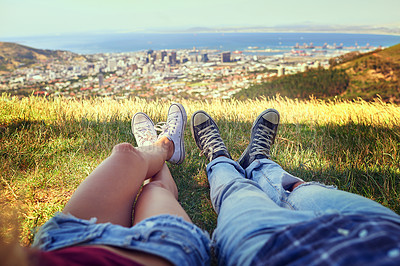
[1,46,366,100]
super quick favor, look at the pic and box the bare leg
[63,137,174,227]
[290,181,305,191]
[133,163,192,224]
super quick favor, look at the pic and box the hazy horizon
[1,0,399,38]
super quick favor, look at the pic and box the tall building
[98,74,104,88]
[108,59,117,72]
[165,55,171,64]
[190,54,198,63]
[161,51,167,61]
[221,52,231,63]
[170,51,177,65]
[156,51,167,62]
[201,53,209,62]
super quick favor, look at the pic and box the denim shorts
[32,212,211,266]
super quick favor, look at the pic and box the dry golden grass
[2,95,398,126]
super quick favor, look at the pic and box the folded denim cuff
[206,156,246,177]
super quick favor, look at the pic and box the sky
[1,0,400,37]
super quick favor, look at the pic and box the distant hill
[0,42,78,72]
[235,44,400,103]
[184,23,400,35]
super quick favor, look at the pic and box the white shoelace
[136,125,157,145]
[249,124,274,158]
[199,125,226,159]
[155,113,178,136]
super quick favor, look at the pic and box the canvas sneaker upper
[156,103,187,165]
[191,110,231,162]
[131,112,158,147]
[238,108,280,169]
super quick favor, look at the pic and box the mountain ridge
[182,24,400,36]
[0,42,78,72]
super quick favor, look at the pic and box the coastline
[1,31,399,55]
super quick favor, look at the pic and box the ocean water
[3,32,400,54]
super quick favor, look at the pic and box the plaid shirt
[251,213,400,266]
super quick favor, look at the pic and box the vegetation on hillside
[235,43,400,103]
[334,43,400,103]
[1,95,399,247]
[234,68,350,100]
[0,42,77,72]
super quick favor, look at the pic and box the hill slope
[235,68,350,100]
[0,42,76,72]
[333,43,400,102]
[235,44,400,103]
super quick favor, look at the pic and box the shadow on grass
[292,121,400,214]
[2,116,399,246]
[183,118,400,235]
[1,117,135,245]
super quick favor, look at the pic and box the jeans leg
[245,158,303,208]
[207,157,315,266]
[246,159,400,222]
[210,157,400,265]
[288,182,400,222]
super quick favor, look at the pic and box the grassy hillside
[0,42,76,72]
[1,95,400,246]
[333,43,400,102]
[333,43,400,67]
[235,68,350,100]
[235,43,400,103]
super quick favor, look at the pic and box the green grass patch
[1,94,400,246]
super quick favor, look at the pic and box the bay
[2,32,400,54]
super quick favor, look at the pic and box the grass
[1,94,400,246]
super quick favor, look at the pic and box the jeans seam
[260,171,280,195]
[281,198,296,210]
[261,170,291,208]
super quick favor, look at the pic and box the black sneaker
[238,109,280,169]
[191,110,231,161]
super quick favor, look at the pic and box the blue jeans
[207,157,400,266]
[32,213,210,266]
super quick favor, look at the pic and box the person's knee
[143,181,178,199]
[112,143,137,153]
[112,143,146,165]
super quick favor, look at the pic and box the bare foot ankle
[156,136,175,161]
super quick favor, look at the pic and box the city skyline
[1,0,400,38]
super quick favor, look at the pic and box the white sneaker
[156,103,187,164]
[131,112,157,147]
